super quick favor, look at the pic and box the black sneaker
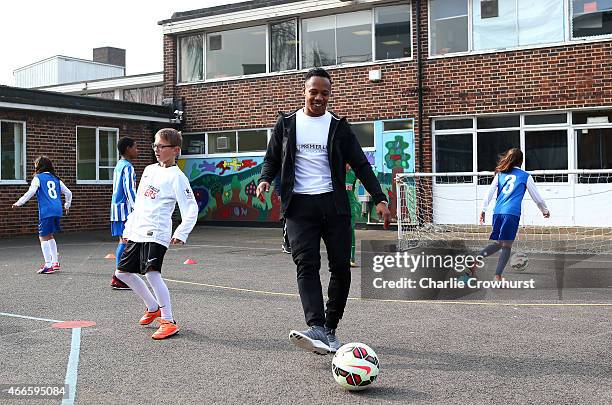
[289,326,331,355]
[281,241,292,254]
[325,326,342,353]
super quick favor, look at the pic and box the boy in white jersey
[115,128,198,340]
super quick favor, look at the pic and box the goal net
[396,169,612,254]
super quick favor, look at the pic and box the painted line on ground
[163,278,612,307]
[0,312,62,323]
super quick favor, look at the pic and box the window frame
[0,120,27,185]
[76,125,119,184]
[181,128,272,158]
[176,3,413,84]
[428,0,612,59]
[351,121,377,151]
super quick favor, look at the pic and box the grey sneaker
[289,326,331,355]
[325,327,342,353]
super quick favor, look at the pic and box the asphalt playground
[1,226,610,404]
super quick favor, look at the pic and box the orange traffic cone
[105,253,116,259]
[184,258,197,265]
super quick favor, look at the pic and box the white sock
[48,239,59,263]
[115,271,159,311]
[145,271,173,322]
[40,241,52,266]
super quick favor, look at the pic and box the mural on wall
[178,119,415,223]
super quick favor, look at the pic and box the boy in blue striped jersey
[110,137,139,289]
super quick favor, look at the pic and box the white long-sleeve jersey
[14,175,72,210]
[122,164,198,247]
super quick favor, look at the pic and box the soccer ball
[510,252,529,271]
[331,343,380,391]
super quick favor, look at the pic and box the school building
[159,0,611,228]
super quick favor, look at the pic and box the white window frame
[428,0,612,59]
[180,128,271,158]
[352,121,377,152]
[0,120,27,185]
[177,3,413,85]
[76,126,119,184]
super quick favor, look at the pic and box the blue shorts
[111,221,126,237]
[489,214,520,241]
[39,217,61,237]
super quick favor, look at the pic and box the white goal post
[396,169,612,254]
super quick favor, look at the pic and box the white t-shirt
[294,109,333,194]
[123,164,199,247]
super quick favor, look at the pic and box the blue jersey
[110,159,137,222]
[493,168,530,217]
[35,173,63,219]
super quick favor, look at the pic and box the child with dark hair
[12,156,72,274]
[472,148,550,281]
[110,136,139,290]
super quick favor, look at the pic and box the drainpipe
[416,0,424,172]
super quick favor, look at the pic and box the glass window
[270,20,297,72]
[524,113,567,125]
[517,0,564,45]
[206,26,267,79]
[208,131,236,154]
[434,118,473,130]
[525,130,568,181]
[302,16,336,68]
[179,34,203,82]
[477,115,520,129]
[572,109,612,125]
[238,129,268,153]
[0,121,25,181]
[473,0,518,50]
[375,4,411,60]
[76,127,118,181]
[577,128,612,169]
[430,0,469,55]
[383,120,413,131]
[123,86,164,105]
[436,133,473,172]
[352,122,375,148]
[572,0,612,38]
[182,133,206,155]
[477,130,520,172]
[337,11,372,64]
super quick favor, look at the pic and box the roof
[0,85,173,122]
[158,0,304,25]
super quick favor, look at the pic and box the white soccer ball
[510,252,529,271]
[331,343,380,391]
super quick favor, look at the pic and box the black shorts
[117,241,167,274]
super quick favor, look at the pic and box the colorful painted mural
[178,119,415,223]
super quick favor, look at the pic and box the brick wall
[0,108,164,237]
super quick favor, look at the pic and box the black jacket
[259,109,387,216]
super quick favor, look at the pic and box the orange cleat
[139,308,161,325]
[152,319,179,340]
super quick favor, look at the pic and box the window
[572,0,612,38]
[352,122,375,148]
[435,133,473,173]
[573,109,612,125]
[477,114,519,129]
[375,4,411,60]
[302,16,336,68]
[383,120,413,132]
[76,127,118,182]
[434,118,473,130]
[577,128,612,169]
[205,129,269,155]
[525,130,568,181]
[123,86,164,105]
[0,121,25,181]
[270,20,297,72]
[206,26,267,79]
[430,0,469,55]
[477,130,520,172]
[337,11,372,64]
[525,113,567,125]
[179,34,203,82]
[182,133,206,155]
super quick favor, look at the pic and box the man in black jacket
[257,68,390,355]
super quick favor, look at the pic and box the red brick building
[0,86,174,236]
[159,0,611,228]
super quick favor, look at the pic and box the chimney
[93,47,126,67]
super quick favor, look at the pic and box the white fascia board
[0,102,172,123]
[162,0,386,34]
[40,73,164,93]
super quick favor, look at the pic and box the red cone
[105,253,116,259]
[184,258,197,265]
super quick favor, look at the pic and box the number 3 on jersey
[47,181,58,199]
[501,175,516,195]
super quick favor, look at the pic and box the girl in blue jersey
[476,148,550,281]
[12,156,72,274]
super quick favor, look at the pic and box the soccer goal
[396,169,612,254]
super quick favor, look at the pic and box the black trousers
[285,193,352,329]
